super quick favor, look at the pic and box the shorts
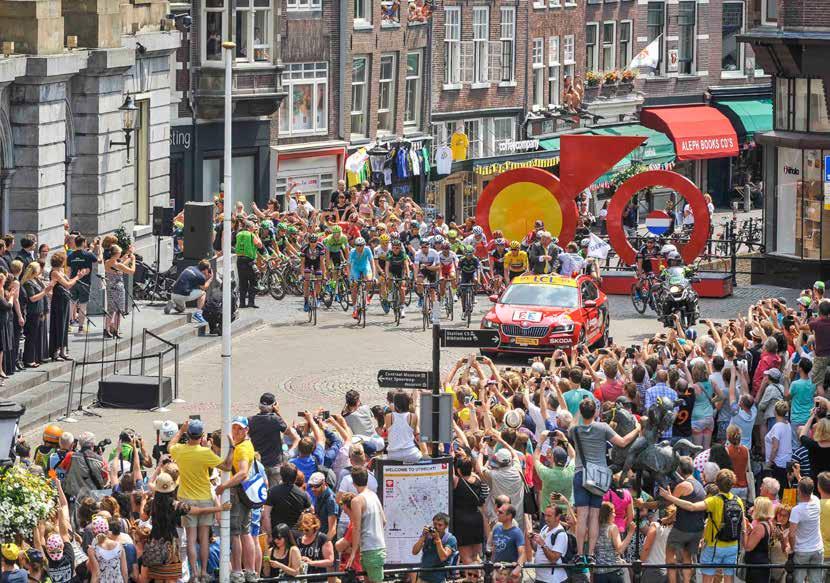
[350,265,372,282]
[508,270,524,282]
[573,470,604,509]
[813,355,830,389]
[666,528,702,555]
[229,488,251,536]
[250,507,261,536]
[460,271,476,284]
[361,548,386,583]
[71,284,90,304]
[169,289,205,311]
[304,260,322,275]
[441,264,455,278]
[389,265,405,279]
[181,499,216,529]
[419,267,437,283]
[699,544,738,576]
[330,252,345,267]
[691,417,715,433]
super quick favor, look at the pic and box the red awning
[640,106,739,161]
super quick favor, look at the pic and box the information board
[375,457,453,565]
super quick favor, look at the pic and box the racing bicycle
[442,280,454,321]
[390,278,407,326]
[353,279,369,328]
[306,277,321,325]
[422,282,439,331]
[631,272,658,314]
[458,282,476,327]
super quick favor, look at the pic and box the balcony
[194,64,286,119]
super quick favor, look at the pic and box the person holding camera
[164,259,213,326]
[411,513,457,583]
[248,392,288,486]
[533,433,574,513]
[62,432,108,516]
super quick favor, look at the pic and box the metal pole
[430,300,441,458]
[219,39,235,583]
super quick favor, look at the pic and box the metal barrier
[141,328,182,407]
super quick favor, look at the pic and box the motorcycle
[655,266,699,329]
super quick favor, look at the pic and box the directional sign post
[377,369,433,389]
[440,329,500,348]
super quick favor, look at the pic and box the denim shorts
[700,544,738,576]
[691,416,714,433]
[573,470,604,509]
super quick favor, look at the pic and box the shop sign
[287,175,320,191]
[497,139,540,153]
[473,156,560,176]
[677,136,736,157]
[170,127,192,151]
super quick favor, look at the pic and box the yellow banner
[473,156,561,176]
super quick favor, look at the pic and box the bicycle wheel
[360,286,367,328]
[268,270,286,300]
[444,289,454,321]
[321,281,333,308]
[422,296,429,331]
[465,289,473,327]
[631,283,647,314]
[392,293,401,326]
[338,280,351,311]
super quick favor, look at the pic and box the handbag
[522,479,539,517]
[573,426,612,496]
[142,539,171,567]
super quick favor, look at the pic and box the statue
[602,396,703,490]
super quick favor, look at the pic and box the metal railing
[140,328,181,408]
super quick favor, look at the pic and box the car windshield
[500,284,579,309]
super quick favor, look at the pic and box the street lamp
[110,95,139,163]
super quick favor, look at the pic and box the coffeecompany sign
[497,139,540,153]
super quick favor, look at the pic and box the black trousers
[237,256,257,305]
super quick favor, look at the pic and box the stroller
[202,275,239,335]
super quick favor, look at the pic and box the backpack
[315,462,337,490]
[237,459,268,509]
[550,527,578,566]
[714,493,743,543]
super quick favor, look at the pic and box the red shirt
[594,379,625,402]
[338,222,361,242]
[810,317,830,357]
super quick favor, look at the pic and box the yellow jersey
[450,132,470,161]
[504,250,529,273]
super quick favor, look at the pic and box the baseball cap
[490,449,512,468]
[259,392,276,407]
[187,419,205,438]
[552,446,569,467]
[815,281,826,291]
[764,368,782,382]
[308,472,326,487]
[1,544,19,562]
[232,416,249,429]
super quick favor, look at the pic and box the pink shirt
[595,380,624,403]
[603,488,633,533]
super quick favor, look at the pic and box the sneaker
[243,571,258,583]
[230,572,245,583]
[352,309,359,320]
[192,312,207,326]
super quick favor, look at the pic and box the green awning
[538,137,562,151]
[715,99,773,141]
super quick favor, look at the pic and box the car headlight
[551,324,574,334]
[670,286,681,294]
[482,320,499,329]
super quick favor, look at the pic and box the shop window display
[775,148,830,259]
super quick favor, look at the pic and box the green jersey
[324,234,349,255]
[386,250,409,269]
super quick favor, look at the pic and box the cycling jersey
[414,248,441,268]
[504,250,529,273]
[386,250,409,276]
[374,245,391,270]
[324,234,349,256]
[490,247,507,270]
[301,242,326,264]
[438,251,457,266]
[348,247,374,282]
[637,245,660,273]
[464,235,489,260]
[458,256,480,284]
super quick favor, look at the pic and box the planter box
[584,85,600,103]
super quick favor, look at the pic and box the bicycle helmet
[260,220,273,230]
[287,226,298,234]
[306,232,318,242]
[660,244,678,257]
[433,235,445,246]
[447,229,458,239]
[277,222,288,230]
[410,221,421,229]
[509,241,520,250]
[580,238,590,248]
[472,225,484,236]
[464,245,474,255]
[379,234,390,243]
[496,238,507,246]
[331,225,342,235]
[43,424,63,446]
[391,239,402,247]
[354,237,366,246]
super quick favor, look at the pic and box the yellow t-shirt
[450,132,470,161]
[703,493,744,547]
[169,443,223,501]
[232,438,256,474]
[820,498,830,558]
[504,250,529,273]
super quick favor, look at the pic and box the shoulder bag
[572,425,612,496]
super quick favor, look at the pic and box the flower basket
[603,70,620,84]
[583,85,600,103]
[620,69,636,84]
[0,465,56,540]
[585,71,602,87]
[600,83,617,98]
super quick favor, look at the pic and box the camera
[427,526,436,534]
[94,438,112,455]
[320,410,331,420]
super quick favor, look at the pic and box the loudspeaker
[183,202,215,260]
[152,206,175,237]
[98,375,173,409]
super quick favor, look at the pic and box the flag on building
[629,37,661,70]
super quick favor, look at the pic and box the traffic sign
[377,369,433,389]
[440,329,500,348]
[645,210,672,236]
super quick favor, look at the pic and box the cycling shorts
[350,265,372,282]
[441,263,455,278]
[304,257,322,271]
[508,270,524,282]
[388,265,405,279]
[329,252,345,266]
[460,271,476,284]
[419,267,438,283]
[303,268,323,276]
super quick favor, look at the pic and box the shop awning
[714,99,773,142]
[640,106,740,160]
[539,137,564,151]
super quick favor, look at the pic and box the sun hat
[153,472,178,494]
[504,408,524,429]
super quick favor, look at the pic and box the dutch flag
[645,211,672,236]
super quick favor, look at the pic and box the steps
[16,314,263,432]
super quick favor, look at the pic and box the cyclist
[414,240,441,309]
[457,245,481,311]
[447,230,464,254]
[385,239,411,318]
[323,225,350,299]
[300,232,327,312]
[490,238,508,292]
[400,221,421,258]
[633,233,661,300]
[374,234,393,314]
[437,241,458,302]
[503,241,529,283]
[348,237,374,320]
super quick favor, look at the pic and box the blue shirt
[173,266,206,296]
[729,403,757,448]
[420,532,458,583]
[349,247,374,271]
[790,378,817,426]
[492,524,524,563]
[313,487,339,534]
[290,443,325,495]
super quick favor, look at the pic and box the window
[205,156,257,212]
[286,0,319,11]
[444,7,461,84]
[275,173,334,211]
[472,7,489,83]
[586,24,598,72]
[493,117,515,155]
[464,119,482,159]
[279,63,328,136]
[721,2,744,72]
[763,0,777,24]
[404,51,422,129]
[378,54,397,133]
[351,56,368,138]
[235,0,271,63]
[354,0,371,26]
[549,0,561,7]
[619,21,632,69]
[532,38,544,110]
[647,2,665,73]
[810,79,830,133]
[777,78,830,133]
[381,0,400,26]
[548,36,560,107]
[204,0,225,62]
[499,7,515,82]
[563,34,575,79]
[677,1,696,74]
[602,22,615,71]
[135,99,150,225]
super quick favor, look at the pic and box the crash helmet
[43,424,63,446]
[159,420,178,443]
[509,241,520,250]
[447,230,458,240]
[667,251,683,267]
[472,225,484,236]
[354,237,366,246]
[660,244,678,257]
[464,245,475,255]
[433,235,445,246]
[495,238,507,247]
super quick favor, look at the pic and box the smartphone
[320,410,331,420]
[476,356,487,362]
[521,367,527,374]
[474,400,483,407]
[189,414,201,421]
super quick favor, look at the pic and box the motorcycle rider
[658,251,698,325]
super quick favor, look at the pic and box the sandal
[24,362,39,368]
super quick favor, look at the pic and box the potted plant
[620,69,636,84]
[0,465,56,540]
[583,71,602,102]
[601,70,619,97]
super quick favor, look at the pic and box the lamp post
[109,95,139,163]
[218,39,235,583]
